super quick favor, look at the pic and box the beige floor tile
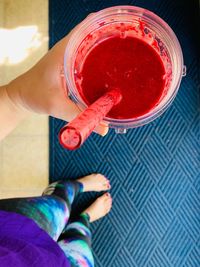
[11,114,49,136]
[1,136,49,190]
[0,68,6,86]
[0,28,48,85]
[0,0,49,198]
[1,0,49,84]
[0,143,3,180]
[4,0,48,31]
[0,2,4,27]
[0,188,44,199]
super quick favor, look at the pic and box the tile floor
[0,0,49,198]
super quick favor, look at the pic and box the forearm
[0,83,29,141]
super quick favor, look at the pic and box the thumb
[94,122,109,136]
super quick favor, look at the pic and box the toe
[104,180,110,189]
[99,193,108,201]
[100,193,110,202]
[106,200,112,212]
[96,173,105,179]
[96,174,109,183]
[106,195,112,203]
[105,194,112,204]
[104,179,110,185]
[103,176,109,182]
[106,183,111,190]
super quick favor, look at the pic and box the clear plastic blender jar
[63,5,186,134]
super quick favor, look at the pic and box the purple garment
[0,210,70,267]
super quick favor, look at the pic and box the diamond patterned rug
[49,1,200,266]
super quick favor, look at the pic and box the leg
[0,180,82,241]
[58,193,112,267]
[76,173,110,192]
[0,174,110,241]
[43,180,83,208]
[59,213,94,267]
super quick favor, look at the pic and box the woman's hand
[6,30,108,136]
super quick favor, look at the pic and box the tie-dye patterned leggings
[0,180,94,267]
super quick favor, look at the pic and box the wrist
[0,83,30,120]
[0,84,29,140]
[5,74,31,118]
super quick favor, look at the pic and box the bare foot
[83,193,112,222]
[77,173,111,192]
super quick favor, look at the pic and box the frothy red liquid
[76,36,166,119]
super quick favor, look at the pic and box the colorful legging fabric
[0,181,94,267]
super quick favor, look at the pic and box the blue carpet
[49,1,200,266]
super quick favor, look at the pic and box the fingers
[66,98,109,136]
[67,103,109,137]
[86,12,96,19]
[52,11,109,138]
[94,123,109,136]
[57,97,109,137]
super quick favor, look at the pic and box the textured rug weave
[49,1,200,266]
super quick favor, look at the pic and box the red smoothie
[76,36,166,119]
